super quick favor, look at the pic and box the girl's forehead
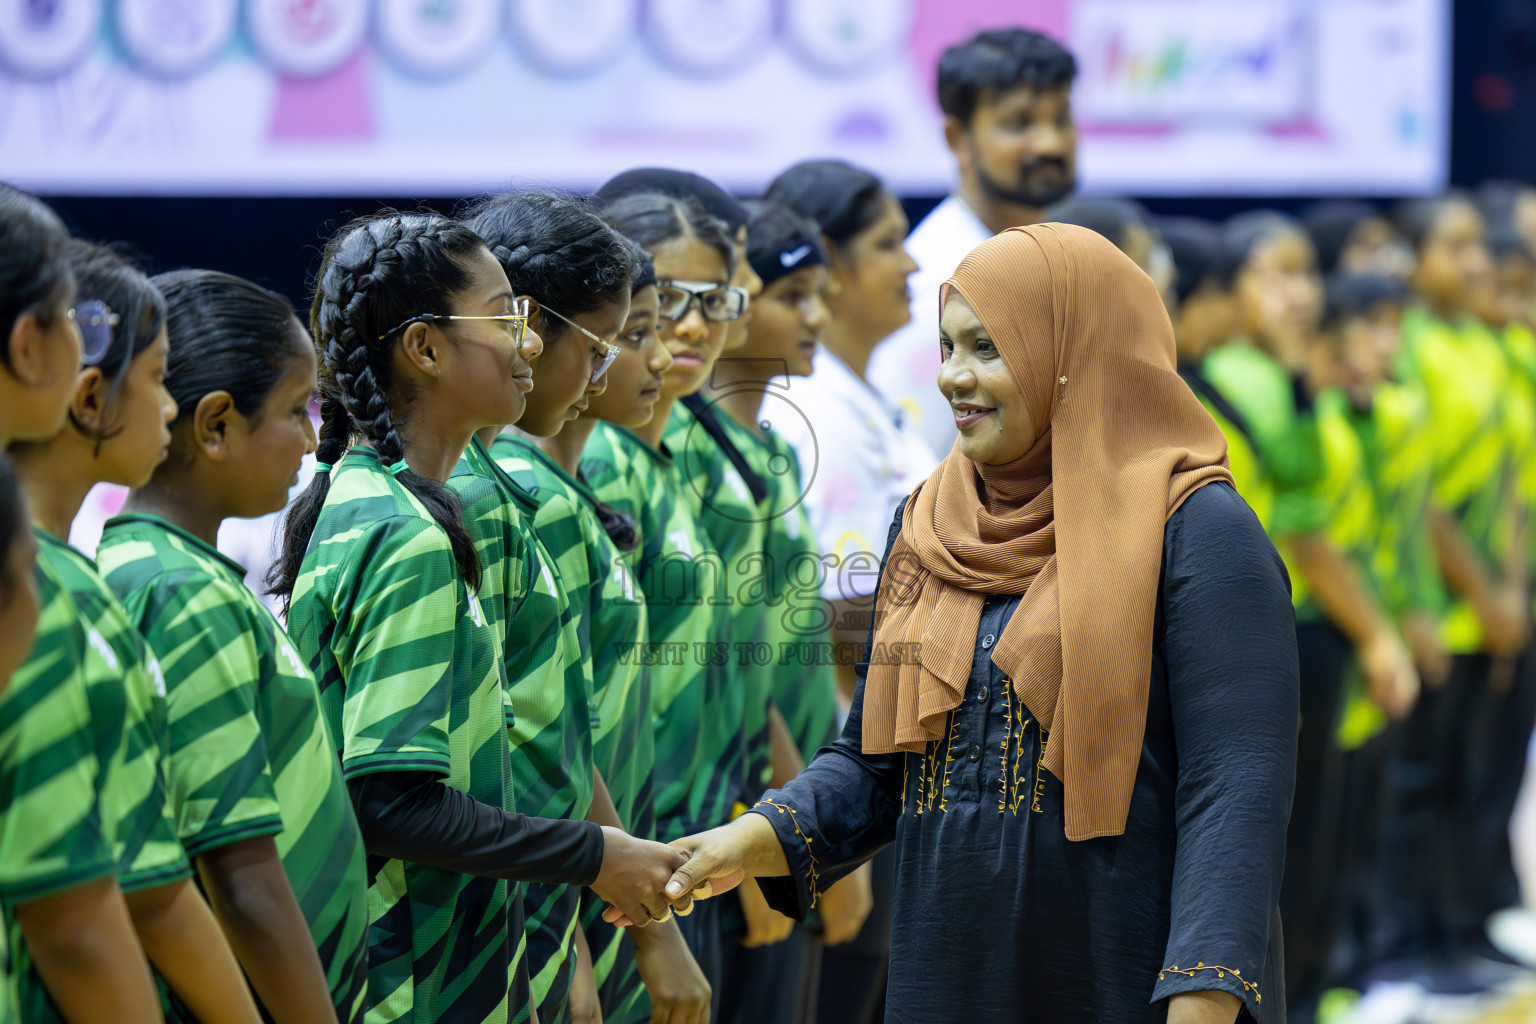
[653,238,727,280]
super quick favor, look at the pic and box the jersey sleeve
[123,568,284,857]
[113,645,193,890]
[328,516,468,779]
[0,564,115,904]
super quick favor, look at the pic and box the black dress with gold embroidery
[752,482,1297,1023]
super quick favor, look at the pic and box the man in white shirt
[869,28,1079,457]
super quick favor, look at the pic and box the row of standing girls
[1047,186,1536,1022]
[0,164,905,1024]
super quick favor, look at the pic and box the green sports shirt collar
[104,513,250,580]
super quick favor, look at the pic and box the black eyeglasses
[539,304,621,383]
[381,296,536,346]
[656,280,750,323]
[69,300,120,365]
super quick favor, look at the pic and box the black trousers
[1369,654,1486,967]
[1447,643,1536,946]
[720,922,822,1024]
[817,847,895,1024]
[1282,621,1354,1017]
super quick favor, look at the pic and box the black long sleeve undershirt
[348,771,605,886]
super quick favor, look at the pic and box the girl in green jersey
[9,241,262,1024]
[586,191,754,1019]
[97,268,370,1024]
[269,211,685,1024]
[0,457,35,1024]
[464,190,631,1024]
[468,193,709,1024]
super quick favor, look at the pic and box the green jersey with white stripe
[290,448,519,1024]
[718,416,839,764]
[31,532,190,1024]
[35,532,189,895]
[581,423,735,842]
[666,402,763,798]
[491,435,654,1021]
[452,437,591,1024]
[0,558,115,1021]
[99,515,369,1024]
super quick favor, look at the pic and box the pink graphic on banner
[269,47,375,141]
[908,0,1070,113]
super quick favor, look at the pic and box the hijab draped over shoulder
[861,223,1233,841]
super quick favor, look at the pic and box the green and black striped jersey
[666,402,763,799]
[36,532,189,894]
[716,417,839,764]
[100,515,370,1024]
[452,437,591,1022]
[0,557,115,1022]
[290,448,520,1024]
[491,435,654,1013]
[492,435,653,836]
[581,422,735,842]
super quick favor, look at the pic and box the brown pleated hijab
[861,223,1233,841]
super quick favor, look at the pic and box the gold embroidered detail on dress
[755,799,821,909]
[1158,964,1261,1004]
[938,707,960,812]
[1032,729,1049,813]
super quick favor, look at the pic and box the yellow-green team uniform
[99,514,371,1024]
[451,437,592,1024]
[490,435,654,1024]
[1397,309,1520,652]
[1179,362,1273,532]
[0,557,116,1023]
[290,448,521,1024]
[1198,343,1329,571]
[32,532,191,1022]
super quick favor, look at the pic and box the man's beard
[975,157,1076,212]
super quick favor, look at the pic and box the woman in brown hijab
[639,224,1298,1023]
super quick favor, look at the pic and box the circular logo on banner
[506,0,636,75]
[378,0,499,78]
[783,0,913,74]
[0,0,100,79]
[644,0,771,76]
[116,0,239,78]
[246,0,370,78]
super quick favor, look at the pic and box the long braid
[270,210,486,607]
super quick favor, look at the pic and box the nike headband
[747,203,829,290]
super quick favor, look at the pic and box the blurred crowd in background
[8,4,1536,1024]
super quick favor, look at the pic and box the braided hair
[463,190,632,342]
[269,210,487,608]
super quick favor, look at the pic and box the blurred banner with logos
[0,0,1448,196]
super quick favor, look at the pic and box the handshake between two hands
[589,823,750,930]
[589,814,874,948]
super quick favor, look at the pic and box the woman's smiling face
[937,291,1038,465]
